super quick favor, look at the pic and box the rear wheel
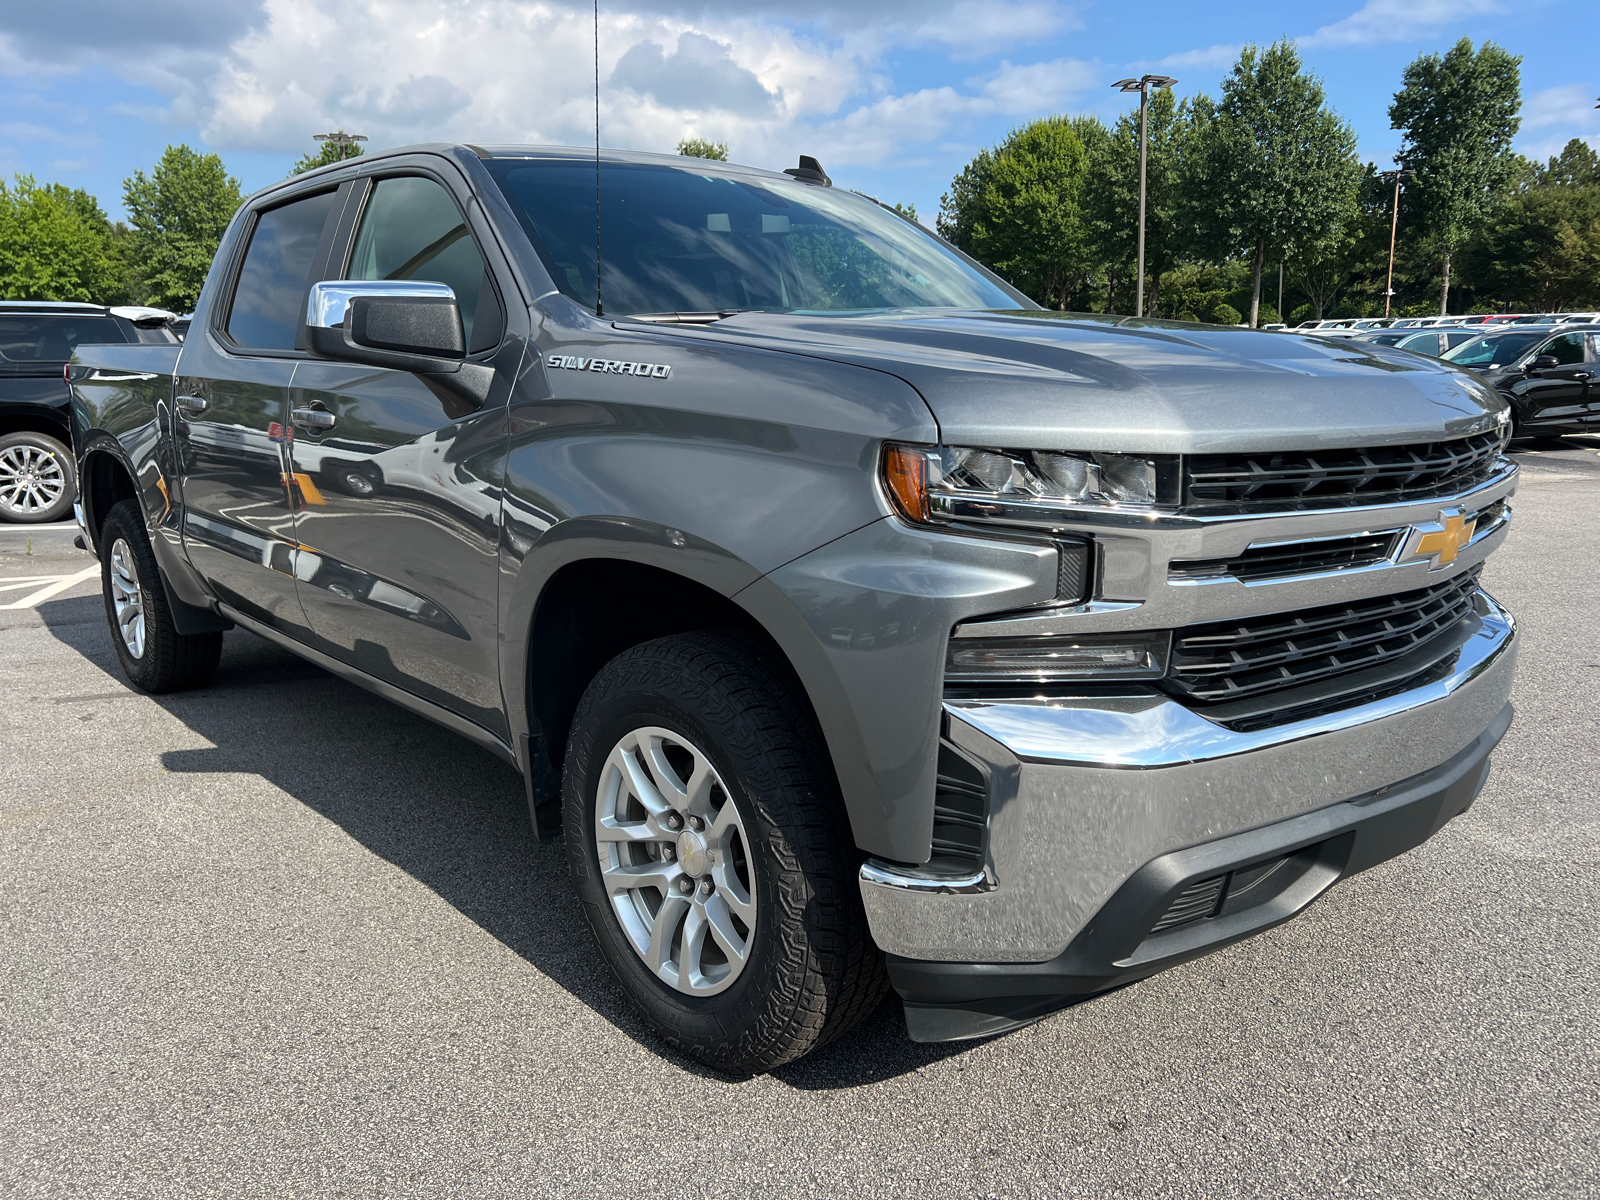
[563,630,887,1073]
[0,431,75,524]
[99,499,222,692]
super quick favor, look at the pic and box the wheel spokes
[706,893,750,960]
[594,725,757,997]
[645,894,691,976]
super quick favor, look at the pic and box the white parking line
[0,565,102,609]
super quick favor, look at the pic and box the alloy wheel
[0,443,66,518]
[108,538,146,659]
[594,726,756,996]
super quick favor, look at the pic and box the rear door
[175,186,344,633]
[287,166,517,735]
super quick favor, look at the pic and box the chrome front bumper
[859,589,1517,963]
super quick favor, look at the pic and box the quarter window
[0,316,126,360]
[346,177,500,351]
[226,191,339,351]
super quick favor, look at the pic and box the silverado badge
[545,353,671,379]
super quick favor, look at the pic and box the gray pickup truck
[69,144,1518,1073]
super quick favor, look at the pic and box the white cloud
[1298,0,1503,49]
[910,2,1080,61]
[1522,83,1600,131]
[1156,43,1243,73]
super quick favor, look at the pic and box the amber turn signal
[881,444,929,523]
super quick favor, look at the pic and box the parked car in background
[0,301,178,523]
[1391,329,1482,358]
[1444,325,1600,438]
[1353,329,1411,347]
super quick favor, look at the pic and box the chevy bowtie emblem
[1405,508,1478,569]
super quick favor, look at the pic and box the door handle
[1573,372,1592,381]
[175,394,208,414]
[291,407,337,430]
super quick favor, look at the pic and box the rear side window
[226,191,339,351]
[346,176,501,351]
[0,316,126,361]
[1541,332,1586,365]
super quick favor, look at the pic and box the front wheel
[99,499,223,692]
[563,631,887,1073]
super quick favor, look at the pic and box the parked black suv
[1443,324,1600,438]
[0,301,178,522]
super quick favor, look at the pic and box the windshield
[1443,332,1544,367]
[485,159,1027,315]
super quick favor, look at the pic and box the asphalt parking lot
[2,440,1598,1200]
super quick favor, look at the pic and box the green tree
[0,175,122,301]
[1389,38,1522,315]
[123,145,242,312]
[676,137,729,161]
[1198,41,1362,326]
[1465,176,1600,309]
[1529,138,1600,189]
[938,117,1098,309]
[291,132,366,175]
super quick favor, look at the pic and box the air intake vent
[1151,874,1226,931]
[1057,538,1090,602]
[929,742,989,872]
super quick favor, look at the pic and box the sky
[0,0,1595,227]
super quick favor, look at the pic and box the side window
[1543,332,1586,366]
[226,190,339,351]
[0,316,126,361]
[346,176,503,352]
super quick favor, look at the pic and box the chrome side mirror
[306,280,490,414]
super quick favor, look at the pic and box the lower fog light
[945,631,1171,683]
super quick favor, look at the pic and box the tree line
[1,49,1591,324]
[939,38,1597,323]
[0,135,364,314]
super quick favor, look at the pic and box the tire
[99,499,223,693]
[0,431,76,524]
[563,630,888,1074]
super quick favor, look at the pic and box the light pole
[1111,74,1177,319]
[313,131,368,162]
[1379,169,1415,318]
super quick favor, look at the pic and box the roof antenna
[593,0,604,317]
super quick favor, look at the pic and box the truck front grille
[1182,431,1503,513]
[1169,530,1401,583]
[1164,568,1481,705]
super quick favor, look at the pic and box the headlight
[883,443,1176,528]
[945,631,1171,682]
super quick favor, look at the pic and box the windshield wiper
[623,310,757,325]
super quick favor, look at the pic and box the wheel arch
[504,517,884,855]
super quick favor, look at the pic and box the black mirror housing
[305,280,491,415]
[1528,354,1561,371]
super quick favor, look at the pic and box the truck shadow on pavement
[37,594,976,1089]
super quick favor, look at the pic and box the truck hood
[677,310,1505,453]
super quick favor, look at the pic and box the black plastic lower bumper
[890,702,1514,1043]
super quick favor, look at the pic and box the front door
[1512,330,1589,432]
[289,172,512,735]
[176,188,342,633]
